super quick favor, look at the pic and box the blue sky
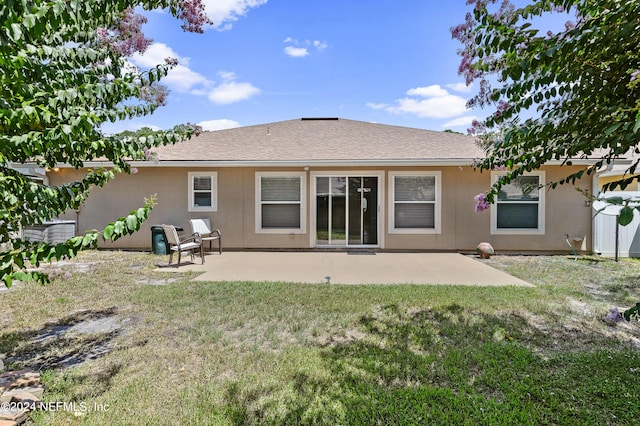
[103,1,483,134]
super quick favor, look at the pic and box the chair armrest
[213,229,222,237]
[180,232,202,244]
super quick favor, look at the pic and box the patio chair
[189,218,222,255]
[161,224,204,267]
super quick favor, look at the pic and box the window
[491,172,545,234]
[256,172,306,233]
[188,172,217,212]
[389,172,440,233]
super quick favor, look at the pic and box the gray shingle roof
[154,118,484,163]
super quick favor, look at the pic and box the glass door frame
[309,171,384,248]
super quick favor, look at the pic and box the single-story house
[39,117,608,253]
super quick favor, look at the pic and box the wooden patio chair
[161,224,204,267]
[189,218,222,255]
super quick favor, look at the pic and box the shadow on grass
[1,308,135,402]
[223,304,640,425]
[0,307,126,371]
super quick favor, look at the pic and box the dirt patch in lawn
[484,254,640,349]
[2,308,139,371]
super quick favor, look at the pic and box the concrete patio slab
[164,252,532,286]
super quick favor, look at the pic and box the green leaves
[2,196,155,287]
[102,196,155,242]
[593,196,640,226]
[126,214,140,232]
[456,0,640,198]
[633,111,640,133]
[618,206,635,226]
[604,123,622,136]
[622,303,640,321]
[1,0,203,287]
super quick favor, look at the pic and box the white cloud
[441,115,479,129]
[164,64,211,93]
[132,45,260,105]
[203,0,268,30]
[190,88,211,96]
[131,43,185,68]
[130,43,211,93]
[446,82,473,93]
[365,102,389,110]
[406,85,449,98]
[208,72,260,104]
[368,84,470,119]
[197,119,241,131]
[209,82,260,104]
[283,37,328,57]
[313,40,328,50]
[387,95,467,119]
[284,46,309,58]
[218,71,237,81]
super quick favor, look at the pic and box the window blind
[261,177,300,202]
[395,204,435,228]
[260,176,301,229]
[394,176,435,201]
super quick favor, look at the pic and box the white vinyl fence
[593,191,640,258]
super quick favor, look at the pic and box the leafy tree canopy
[452,0,640,202]
[1,0,210,286]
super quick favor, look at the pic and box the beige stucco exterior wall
[379,165,592,252]
[48,164,593,253]
[444,165,592,252]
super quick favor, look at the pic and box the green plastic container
[151,225,169,255]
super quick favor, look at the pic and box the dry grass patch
[0,251,639,424]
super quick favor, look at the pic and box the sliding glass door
[316,176,378,246]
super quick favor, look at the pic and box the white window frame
[388,171,441,234]
[491,171,545,235]
[255,172,306,234]
[188,172,218,212]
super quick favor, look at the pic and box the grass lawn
[1,251,640,425]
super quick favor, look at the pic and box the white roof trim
[597,165,637,178]
[48,159,477,168]
[42,158,612,169]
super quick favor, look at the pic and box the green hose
[564,234,578,261]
